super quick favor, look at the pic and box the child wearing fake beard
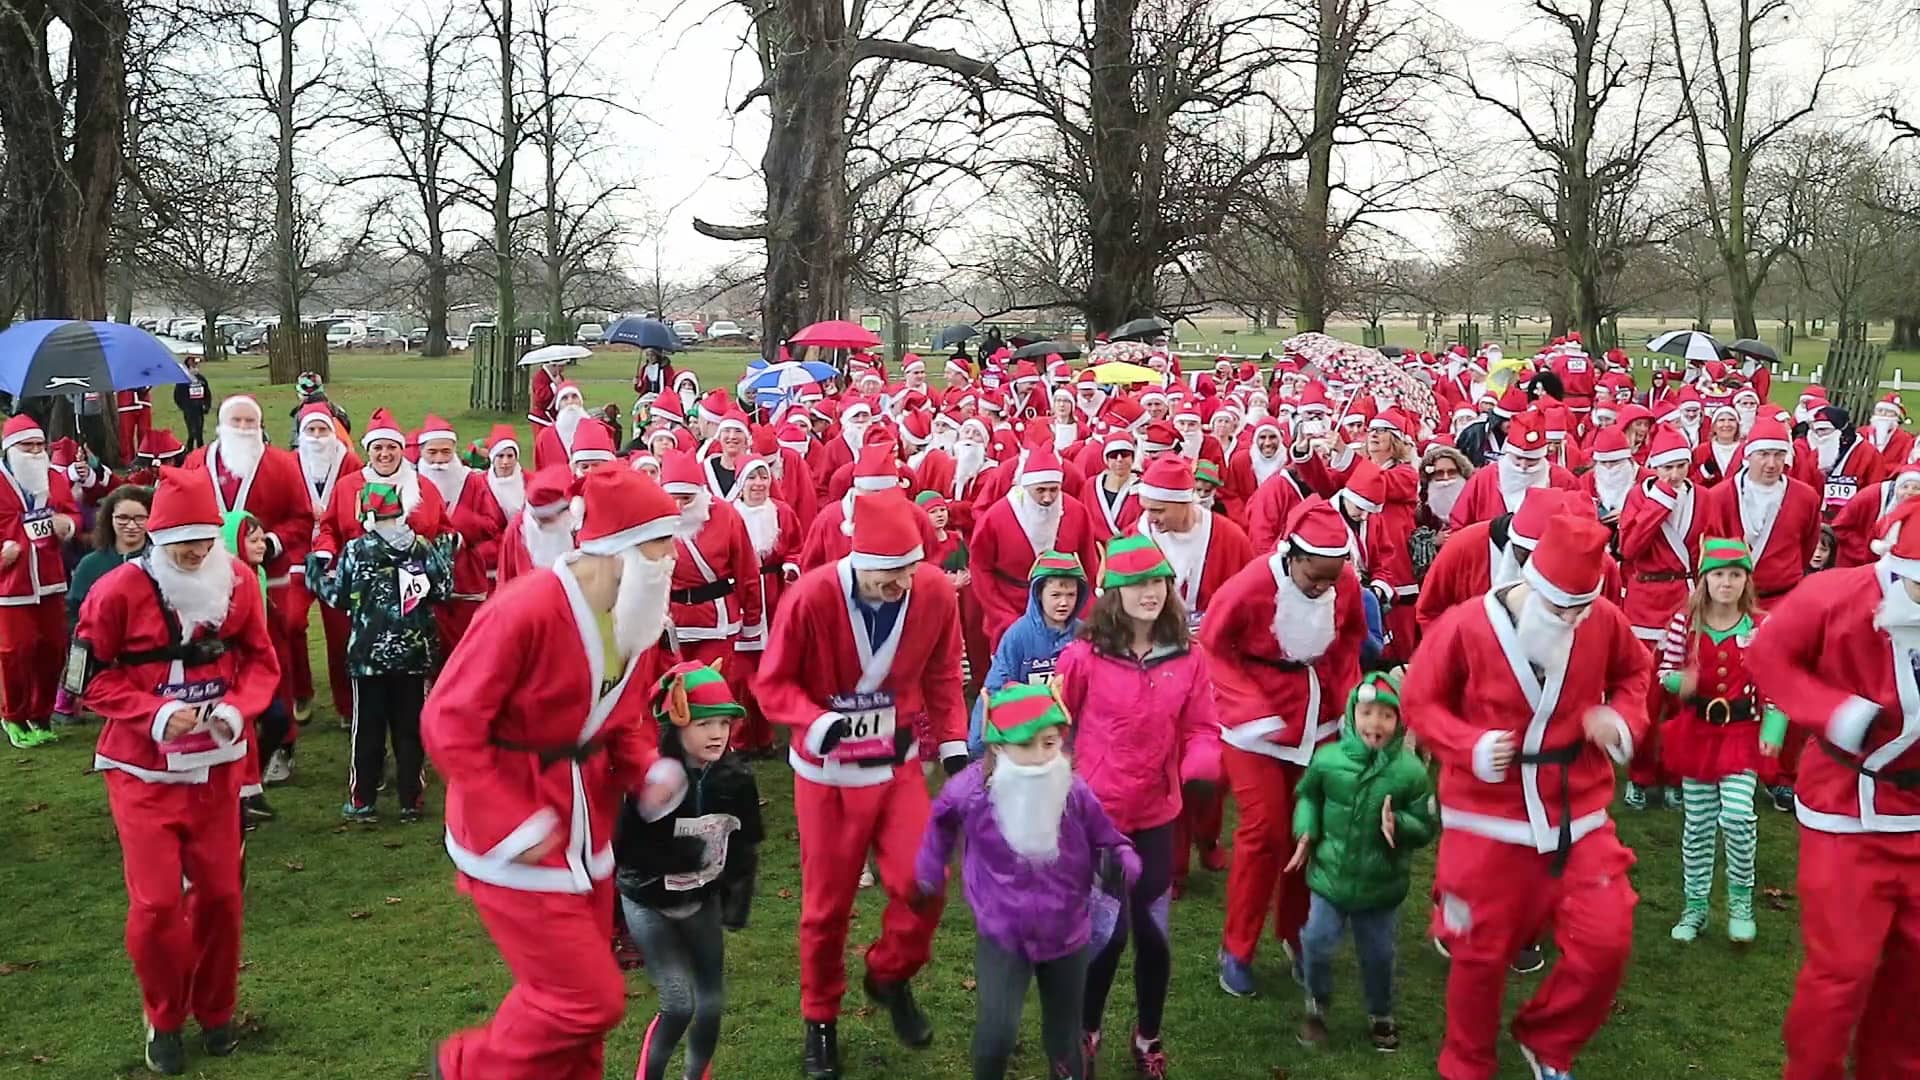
[914,684,1138,1080]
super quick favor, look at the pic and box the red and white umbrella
[1281,332,1440,429]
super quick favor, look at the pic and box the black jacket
[614,744,763,927]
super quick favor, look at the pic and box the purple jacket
[916,762,1139,963]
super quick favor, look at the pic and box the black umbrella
[1379,345,1406,358]
[1111,316,1172,342]
[932,324,978,349]
[1727,338,1779,364]
[1010,340,1081,360]
[1008,329,1054,349]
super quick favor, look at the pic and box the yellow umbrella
[1091,361,1161,384]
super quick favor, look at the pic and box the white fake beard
[150,543,236,635]
[488,467,526,518]
[1516,590,1576,672]
[1053,423,1077,451]
[841,418,871,451]
[298,434,340,484]
[675,489,713,539]
[1739,473,1785,536]
[1812,430,1841,472]
[1875,578,1920,636]
[1593,461,1636,512]
[1873,414,1898,448]
[525,513,575,569]
[216,425,264,477]
[988,752,1074,863]
[1497,457,1547,510]
[930,429,957,454]
[1179,431,1202,458]
[1425,477,1465,521]
[6,448,50,499]
[1010,486,1063,554]
[612,547,675,660]
[555,405,586,448]
[954,441,987,491]
[1736,405,1757,435]
[1678,415,1702,446]
[421,460,468,504]
[1251,446,1285,485]
[1273,571,1337,663]
[738,499,779,558]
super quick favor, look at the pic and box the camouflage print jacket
[306,533,454,677]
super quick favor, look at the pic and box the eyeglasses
[112,514,148,525]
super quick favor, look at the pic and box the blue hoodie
[967,568,1090,756]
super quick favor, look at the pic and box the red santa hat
[1101,430,1136,458]
[1509,488,1570,551]
[418,414,458,445]
[849,489,924,570]
[486,424,520,459]
[944,356,974,382]
[1368,408,1412,442]
[554,381,585,406]
[899,411,933,448]
[147,466,224,546]
[1140,420,1179,454]
[1,414,45,452]
[713,409,751,439]
[1543,407,1572,441]
[1876,392,1907,421]
[1588,425,1632,463]
[1504,410,1549,459]
[1339,396,1376,430]
[1873,497,1920,577]
[1139,388,1169,409]
[1645,426,1691,468]
[1286,496,1352,559]
[651,393,689,427]
[575,466,680,554]
[137,428,186,461]
[296,402,336,433]
[852,441,900,492]
[1019,445,1065,486]
[902,354,926,376]
[1522,513,1611,606]
[1136,455,1195,503]
[1295,383,1331,414]
[1492,385,1530,419]
[658,452,705,495]
[362,408,405,448]
[1744,416,1792,456]
[1339,459,1386,515]
[569,421,617,465]
[1172,399,1203,425]
[698,389,732,425]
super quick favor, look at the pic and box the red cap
[1136,454,1195,503]
[1285,496,1352,559]
[362,408,404,448]
[1645,426,1691,468]
[569,421,617,464]
[1588,425,1631,463]
[1019,444,1065,486]
[3,414,46,452]
[1744,416,1792,455]
[1505,410,1549,458]
[418,414,458,445]
[849,489,924,570]
[1340,459,1386,515]
[575,467,680,554]
[1523,514,1611,606]
[147,466,224,546]
[852,440,900,492]
[658,451,705,494]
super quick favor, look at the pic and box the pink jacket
[1055,639,1222,833]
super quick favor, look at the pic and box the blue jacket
[967,571,1090,755]
[1361,588,1386,670]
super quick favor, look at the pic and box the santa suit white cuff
[782,562,800,579]
[1828,695,1879,754]
[487,807,561,862]
[1646,483,1677,511]
[638,757,689,822]
[936,740,968,762]
[263,532,283,560]
[151,700,193,743]
[1590,705,1633,765]
[209,703,244,745]
[1472,730,1510,784]
[805,712,849,756]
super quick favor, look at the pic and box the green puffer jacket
[1293,707,1437,913]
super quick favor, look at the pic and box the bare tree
[142,138,274,353]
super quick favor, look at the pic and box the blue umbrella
[0,320,191,398]
[604,317,683,352]
[741,360,839,393]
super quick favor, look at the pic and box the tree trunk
[425,250,449,357]
[1083,0,1151,333]
[493,0,518,349]
[1296,0,1347,334]
[272,0,300,347]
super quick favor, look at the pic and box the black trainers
[803,1020,841,1080]
[1771,785,1795,813]
[1511,943,1546,974]
[1370,1016,1399,1052]
[243,795,275,821]
[203,1021,239,1056]
[400,805,423,824]
[863,972,934,1048]
[145,1026,185,1075]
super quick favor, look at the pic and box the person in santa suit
[1799,404,1887,521]
[474,424,526,586]
[1077,431,1142,542]
[729,456,802,756]
[1414,488,1604,637]
[1401,512,1650,1080]
[1580,426,1642,526]
[532,383,593,472]
[754,488,968,1080]
[1700,416,1822,602]
[527,356,572,430]
[1691,404,1744,488]
[1170,401,1226,465]
[417,416,506,652]
[1861,393,1915,468]
[810,398,876,505]
[1225,419,1289,524]
[1047,385,1089,451]
[424,465,689,1080]
[0,415,79,748]
[1416,446,1473,537]
[658,451,762,709]
[1203,497,1366,997]
[798,440,939,571]
[314,408,447,564]
[1831,465,1920,568]
[496,466,576,586]
[968,445,1104,650]
[125,429,188,488]
[1747,494,1920,1080]
[284,404,360,733]
[761,422,820,532]
[698,410,757,500]
[1448,410,1577,529]
[76,469,280,1073]
[824,426,914,502]
[566,416,619,477]
[115,386,155,468]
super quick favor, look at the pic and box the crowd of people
[8,331,1919,1080]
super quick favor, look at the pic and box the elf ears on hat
[649,659,745,728]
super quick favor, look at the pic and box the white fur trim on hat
[1288,534,1352,559]
[1,424,45,451]
[849,544,924,570]
[1341,488,1383,515]
[578,515,678,555]
[149,523,223,546]
[1135,483,1194,503]
[1020,469,1065,486]
[1744,436,1791,455]
[570,449,616,464]
[662,479,704,495]
[362,426,404,448]
[1522,555,1602,607]
[1646,446,1690,468]
[490,438,520,458]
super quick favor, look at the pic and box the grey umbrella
[1111,316,1172,342]
[932,324,978,349]
[1010,340,1081,360]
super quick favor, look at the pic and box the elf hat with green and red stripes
[361,482,404,521]
[1099,533,1173,588]
[984,683,1070,745]
[652,660,745,727]
[1696,535,1753,575]
[1194,459,1223,488]
[1029,549,1087,584]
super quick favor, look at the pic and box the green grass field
[0,344,1805,1079]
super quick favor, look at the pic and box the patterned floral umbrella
[1280,332,1439,428]
[1087,339,1159,365]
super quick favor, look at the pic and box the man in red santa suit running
[417,415,506,652]
[283,403,358,730]
[1831,464,1920,568]
[532,382,591,472]
[810,398,875,504]
[1226,418,1289,527]
[798,440,938,571]
[1448,409,1578,529]
[0,415,78,748]
[77,469,281,1073]
[658,451,762,706]
[1799,404,1888,521]
[968,444,1103,648]
[1701,416,1821,602]
[1861,393,1915,469]
[1402,512,1650,1080]
[755,488,968,1080]
[1750,496,1920,1080]
[425,465,689,1080]
[495,466,575,586]
[1203,497,1365,997]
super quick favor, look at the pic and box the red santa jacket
[445,470,507,601]
[1861,424,1915,471]
[1139,512,1258,618]
[1448,464,1579,530]
[755,559,967,787]
[1750,565,1920,835]
[423,564,674,893]
[495,511,542,587]
[968,492,1104,648]
[1247,469,1311,556]
[797,491,940,571]
[1616,478,1707,639]
[1690,439,1743,488]
[289,445,362,591]
[735,497,803,650]
[1201,554,1365,765]
[184,442,313,587]
[79,557,281,783]
[1700,471,1822,597]
[1078,473,1143,541]
[528,366,558,428]
[1402,590,1650,852]
[1796,435,1886,519]
[314,462,449,560]
[670,497,762,642]
[0,468,76,603]
[1224,448,1289,526]
[1832,481,1905,568]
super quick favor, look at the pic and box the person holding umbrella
[0,415,79,747]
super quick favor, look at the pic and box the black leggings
[350,674,425,809]
[1083,823,1173,1039]
[254,697,290,781]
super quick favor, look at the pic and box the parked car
[673,319,699,345]
[576,322,605,345]
[406,328,430,347]
[166,318,199,338]
[706,320,744,341]
[527,328,547,348]
[447,334,469,352]
[134,318,161,333]
[465,321,496,342]
[230,325,270,352]
[365,327,405,347]
[325,322,362,349]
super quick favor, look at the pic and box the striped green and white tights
[1674,772,1758,937]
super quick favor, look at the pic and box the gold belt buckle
[1704,697,1732,725]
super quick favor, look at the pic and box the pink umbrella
[789,320,881,350]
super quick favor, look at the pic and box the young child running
[968,550,1089,756]
[1286,668,1434,1052]
[917,683,1139,1080]
[615,661,763,1080]
[1656,537,1786,943]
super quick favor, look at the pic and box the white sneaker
[264,748,293,785]
[859,865,876,889]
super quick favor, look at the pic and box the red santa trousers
[0,597,65,723]
[727,649,774,754]
[435,599,482,660]
[104,769,244,1032]
[439,880,625,1080]
[1430,824,1637,1080]
[1382,601,1418,665]
[794,766,946,1021]
[1784,828,1920,1080]
[1173,788,1226,883]
[284,579,351,715]
[1220,747,1310,960]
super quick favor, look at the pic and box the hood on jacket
[219,510,267,602]
[1340,669,1406,761]
[1024,552,1091,635]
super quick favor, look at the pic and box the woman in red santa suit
[1401,512,1651,1080]
[425,466,689,1080]
[495,466,575,586]
[532,382,591,472]
[754,489,968,1080]
[967,445,1103,650]
[474,424,526,587]
[1861,392,1915,468]
[1448,410,1579,529]
[1079,431,1143,542]
[314,408,448,562]
[76,470,281,1073]
[1202,497,1366,997]
[417,416,506,652]
[1749,497,1920,1080]
[730,456,801,755]
[658,451,761,712]
[1691,403,1744,487]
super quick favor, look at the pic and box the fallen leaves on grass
[382,840,404,849]
[348,910,371,920]
[777,888,793,900]
[0,960,40,975]
[283,860,304,872]
[333,824,350,834]
[960,977,976,992]
[23,802,47,813]
[853,1005,875,1019]
[30,1053,52,1064]
[1764,887,1795,911]
[384,896,403,905]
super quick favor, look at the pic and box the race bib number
[22,507,53,543]
[828,691,897,763]
[189,384,206,400]
[397,562,430,616]
[662,812,742,892]
[1024,657,1057,690]
[1186,608,1205,632]
[1823,477,1857,509]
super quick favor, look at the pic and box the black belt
[494,738,606,767]
[1818,738,1920,789]
[116,638,235,668]
[991,567,1026,588]
[1517,742,1583,877]
[1684,696,1753,725]
[1635,571,1689,584]
[671,578,734,604]
[760,560,782,576]
[1244,652,1309,672]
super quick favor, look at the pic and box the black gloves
[942,754,969,777]
[816,716,853,755]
